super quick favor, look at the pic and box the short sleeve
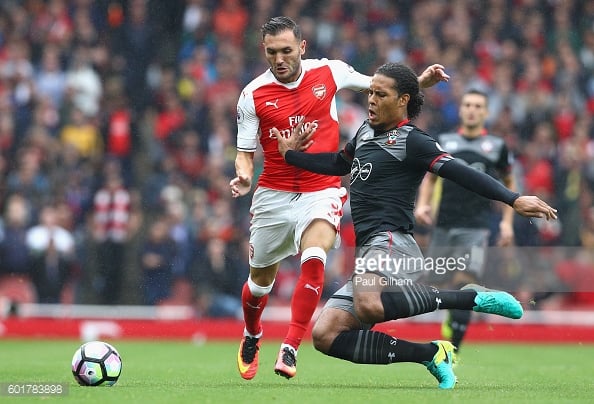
[236,89,259,152]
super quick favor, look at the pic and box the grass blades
[0,339,592,403]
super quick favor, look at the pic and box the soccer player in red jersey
[230,16,448,380]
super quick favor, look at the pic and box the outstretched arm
[274,121,351,176]
[284,150,351,176]
[438,159,557,220]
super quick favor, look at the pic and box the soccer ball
[71,341,122,386]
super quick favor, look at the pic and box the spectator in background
[29,0,73,51]
[51,141,95,229]
[5,147,50,212]
[91,159,131,304]
[141,155,180,213]
[0,194,36,303]
[103,92,135,184]
[191,237,243,318]
[64,46,102,118]
[154,90,186,153]
[26,203,77,303]
[212,0,249,47]
[59,107,103,165]
[139,216,177,305]
[33,45,67,109]
[111,0,157,113]
[163,195,192,279]
[1,37,34,136]
[172,128,204,184]
[0,106,15,160]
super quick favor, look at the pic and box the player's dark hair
[261,16,302,41]
[376,63,424,120]
[464,88,489,105]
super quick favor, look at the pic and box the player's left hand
[414,204,434,227]
[418,64,450,88]
[512,196,558,220]
[273,119,316,158]
[497,221,514,246]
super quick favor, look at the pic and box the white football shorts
[248,186,347,268]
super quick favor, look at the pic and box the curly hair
[375,63,424,120]
[261,16,302,41]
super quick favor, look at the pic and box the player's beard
[273,62,301,83]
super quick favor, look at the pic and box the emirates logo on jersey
[312,84,327,100]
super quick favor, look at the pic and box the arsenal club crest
[312,84,327,100]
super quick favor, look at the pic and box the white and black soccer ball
[71,341,122,386]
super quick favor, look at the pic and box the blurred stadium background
[0,0,593,342]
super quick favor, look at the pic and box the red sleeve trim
[428,153,451,171]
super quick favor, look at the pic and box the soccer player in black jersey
[415,89,515,357]
[273,62,557,389]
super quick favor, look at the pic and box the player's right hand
[512,196,558,220]
[230,175,251,197]
[273,119,316,158]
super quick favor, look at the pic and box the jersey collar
[381,118,410,133]
[458,127,487,137]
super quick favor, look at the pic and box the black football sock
[327,330,438,364]
[380,282,477,321]
[447,309,472,350]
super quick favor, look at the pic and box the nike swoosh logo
[237,351,250,373]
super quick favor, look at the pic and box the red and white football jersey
[236,58,370,193]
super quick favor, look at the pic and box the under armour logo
[387,352,396,362]
[265,99,279,109]
[435,297,442,310]
[304,284,321,295]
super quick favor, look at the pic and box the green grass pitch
[1,339,592,403]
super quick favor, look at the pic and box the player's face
[367,74,409,131]
[262,30,305,84]
[459,93,488,131]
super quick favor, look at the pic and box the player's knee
[353,295,384,324]
[247,276,274,297]
[312,308,356,354]
[311,321,336,354]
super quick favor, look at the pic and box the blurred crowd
[0,0,593,313]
